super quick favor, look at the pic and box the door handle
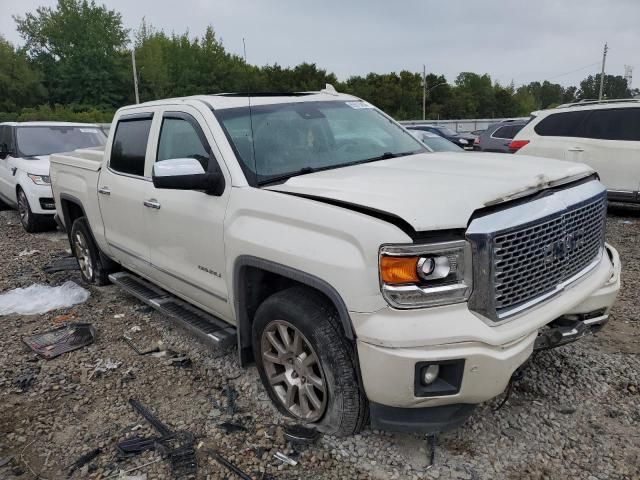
[98,186,111,195]
[143,199,161,209]
[567,147,584,152]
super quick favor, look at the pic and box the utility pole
[422,65,426,121]
[598,42,608,101]
[131,49,140,104]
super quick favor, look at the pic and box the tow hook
[534,309,608,351]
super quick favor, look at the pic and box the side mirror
[152,158,225,195]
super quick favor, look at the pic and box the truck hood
[265,152,594,231]
[15,155,51,176]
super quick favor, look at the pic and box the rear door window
[582,108,640,141]
[533,111,590,137]
[492,125,523,139]
[110,115,153,176]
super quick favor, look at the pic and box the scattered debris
[89,358,122,379]
[114,314,125,319]
[43,256,79,274]
[283,424,320,446]
[67,447,102,477]
[0,281,89,315]
[210,449,253,480]
[22,323,96,359]
[122,335,160,356]
[274,451,298,466]
[14,371,38,391]
[426,433,437,469]
[52,313,75,323]
[166,353,192,369]
[0,455,13,467]
[217,421,246,434]
[222,380,239,416]
[130,325,142,333]
[18,249,39,257]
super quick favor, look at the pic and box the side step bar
[109,271,236,350]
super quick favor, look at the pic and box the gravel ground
[0,205,638,480]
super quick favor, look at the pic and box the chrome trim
[382,282,470,309]
[107,241,227,303]
[607,189,638,202]
[467,180,607,324]
[143,199,161,209]
[106,165,152,182]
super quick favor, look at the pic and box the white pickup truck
[50,88,621,435]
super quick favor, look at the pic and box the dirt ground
[0,204,638,480]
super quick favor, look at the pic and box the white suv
[0,122,106,231]
[511,99,640,203]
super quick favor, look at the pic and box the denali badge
[198,265,222,278]
[544,228,586,263]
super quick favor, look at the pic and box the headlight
[379,240,471,308]
[458,139,469,145]
[28,174,51,185]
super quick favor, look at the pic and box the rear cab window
[109,114,153,177]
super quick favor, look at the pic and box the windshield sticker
[345,101,374,109]
[79,128,99,133]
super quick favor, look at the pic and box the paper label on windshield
[345,101,374,109]
[79,128,99,133]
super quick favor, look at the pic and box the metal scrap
[222,380,239,416]
[122,335,160,356]
[210,449,252,480]
[22,323,95,359]
[67,447,102,477]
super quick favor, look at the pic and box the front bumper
[24,182,55,215]
[356,244,621,432]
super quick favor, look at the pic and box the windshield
[411,131,463,152]
[434,126,458,137]
[16,126,106,157]
[214,100,426,185]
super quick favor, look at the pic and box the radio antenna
[242,38,257,183]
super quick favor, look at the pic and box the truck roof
[117,86,359,113]
[0,121,102,127]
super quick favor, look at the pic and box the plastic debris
[222,381,239,416]
[283,424,321,446]
[43,256,79,274]
[89,358,122,379]
[130,325,142,333]
[114,314,125,319]
[0,281,89,315]
[217,421,246,434]
[122,335,160,355]
[52,313,75,323]
[67,447,102,476]
[18,249,39,257]
[274,451,298,466]
[210,449,252,480]
[22,323,96,359]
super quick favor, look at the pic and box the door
[144,108,232,318]
[0,126,17,204]
[98,113,155,274]
[579,107,640,195]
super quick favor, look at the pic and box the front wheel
[17,188,55,233]
[253,286,368,436]
[70,217,112,285]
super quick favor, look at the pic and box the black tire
[17,188,55,233]
[70,217,112,286]
[253,286,368,436]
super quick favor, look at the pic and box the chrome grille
[493,194,606,314]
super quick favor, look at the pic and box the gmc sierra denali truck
[50,88,621,436]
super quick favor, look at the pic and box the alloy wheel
[261,320,328,422]
[74,231,93,280]
[17,191,29,226]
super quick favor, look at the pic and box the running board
[108,271,236,350]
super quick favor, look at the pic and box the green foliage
[2,2,636,122]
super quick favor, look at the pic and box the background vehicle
[409,130,464,152]
[512,100,640,202]
[0,122,106,231]
[407,124,476,150]
[474,119,528,153]
[51,90,620,436]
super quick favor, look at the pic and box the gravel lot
[0,205,638,480]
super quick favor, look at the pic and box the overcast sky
[1,0,638,88]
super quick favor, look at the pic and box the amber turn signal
[380,256,419,284]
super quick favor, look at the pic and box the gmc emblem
[544,228,585,263]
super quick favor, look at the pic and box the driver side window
[157,114,212,171]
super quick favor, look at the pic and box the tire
[253,286,368,436]
[17,188,55,233]
[70,217,112,286]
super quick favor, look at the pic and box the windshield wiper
[259,167,317,187]
[348,150,418,166]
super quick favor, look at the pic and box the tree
[0,36,46,111]
[14,0,130,107]
[577,74,631,100]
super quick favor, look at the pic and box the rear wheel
[253,286,368,436]
[70,217,112,285]
[17,188,55,233]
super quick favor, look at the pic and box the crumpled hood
[266,152,594,231]
[15,155,51,176]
